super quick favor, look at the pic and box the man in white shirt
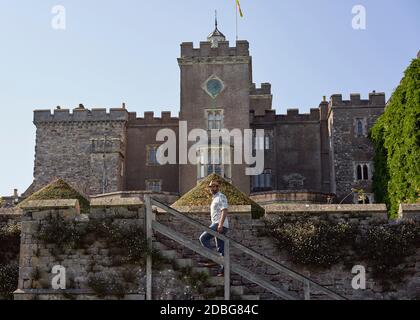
[199,179,229,276]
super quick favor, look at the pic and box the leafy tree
[370,55,420,217]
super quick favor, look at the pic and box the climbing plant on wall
[370,55,420,217]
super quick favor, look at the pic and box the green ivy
[265,217,420,286]
[370,56,420,217]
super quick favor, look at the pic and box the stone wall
[31,108,128,196]
[13,199,210,300]
[0,208,21,228]
[12,200,420,300]
[155,204,419,300]
[328,93,386,202]
[14,199,147,300]
[250,191,334,205]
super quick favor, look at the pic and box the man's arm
[218,208,228,233]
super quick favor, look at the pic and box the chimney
[13,189,18,198]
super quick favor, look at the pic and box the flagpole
[236,0,238,41]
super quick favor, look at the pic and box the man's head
[208,180,220,195]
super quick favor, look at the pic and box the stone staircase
[153,238,260,300]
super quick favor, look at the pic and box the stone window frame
[353,161,373,181]
[264,130,273,150]
[145,179,162,192]
[146,144,161,166]
[205,109,224,131]
[202,74,226,99]
[197,145,232,181]
[252,130,272,151]
[354,117,368,138]
[252,169,273,191]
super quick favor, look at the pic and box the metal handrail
[145,196,346,300]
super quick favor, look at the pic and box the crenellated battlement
[180,40,250,59]
[127,111,179,126]
[33,108,129,124]
[251,108,320,124]
[250,83,272,95]
[329,92,386,107]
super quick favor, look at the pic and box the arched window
[363,165,369,180]
[357,165,363,180]
[252,169,273,191]
[357,119,364,137]
[264,169,272,188]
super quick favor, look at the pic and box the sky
[0,0,419,196]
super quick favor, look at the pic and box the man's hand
[217,224,224,233]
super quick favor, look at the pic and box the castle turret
[31,107,128,196]
[178,22,252,195]
[207,14,226,48]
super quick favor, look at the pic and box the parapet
[180,40,250,58]
[251,108,320,124]
[34,108,129,124]
[398,203,420,221]
[330,92,386,107]
[128,111,179,126]
[250,83,272,95]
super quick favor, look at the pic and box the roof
[208,27,226,39]
[173,173,264,218]
[18,179,90,213]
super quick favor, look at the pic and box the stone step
[240,295,260,300]
[175,259,194,269]
[208,276,225,286]
[192,267,210,275]
[159,250,177,260]
[231,286,244,296]
[152,242,168,251]
[203,287,217,294]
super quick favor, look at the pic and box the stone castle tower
[26,23,386,204]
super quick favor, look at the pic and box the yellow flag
[236,0,244,17]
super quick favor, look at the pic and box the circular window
[206,79,223,98]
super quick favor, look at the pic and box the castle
[25,23,386,204]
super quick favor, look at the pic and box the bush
[0,223,21,265]
[265,217,354,267]
[358,221,420,285]
[37,216,83,252]
[264,217,420,285]
[176,267,209,294]
[88,273,126,299]
[0,263,19,300]
[87,219,151,265]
